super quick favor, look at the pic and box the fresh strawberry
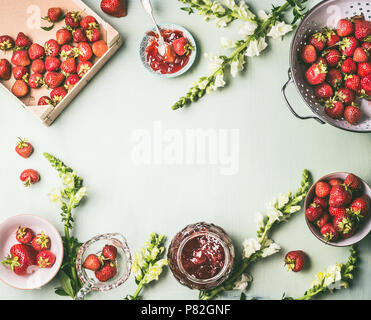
[1,244,37,275]
[95,261,117,282]
[13,66,28,80]
[44,56,60,72]
[305,62,327,85]
[333,212,355,238]
[38,96,53,106]
[315,181,331,198]
[76,42,93,61]
[83,254,101,271]
[16,226,34,244]
[15,32,32,48]
[329,206,346,217]
[80,16,98,30]
[100,0,127,17]
[77,61,92,77]
[50,86,68,104]
[28,43,45,60]
[44,39,60,57]
[92,40,108,58]
[324,49,341,67]
[326,68,342,88]
[11,80,29,97]
[11,50,31,67]
[86,28,101,42]
[314,83,333,100]
[329,178,342,187]
[316,57,327,66]
[354,17,371,40]
[60,44,77,60]
[305,203,323,222]
[313,196,328,209]
[15,138,33,158]
[60,57,76,76]
[0,35,14,51]
[361,74,371,92]
[350,195,369,219]
[56,29,72,45]
[329,184,352,208]
[325,98,344,119]
[320,223,338,241]
[284,250,306,272]
[31,59,45,74]
[345,74,361,92]
[65,11,81,29]
[324,28,340,47]
[64,74,80,90]
[162,43,176,63]
[36,250,55,268]
[344,173,362,192]
[336,87,355,104]
[73,28,87,43]
[353,47,369,63]
[341,57,357,74]
[344,104,362,125]
[28,73,44,89]
[358,62,371,77]
[20,169,39,186]
[340,36,359,57]
[0,59,11,80]
[44,71,65,88]
[102,245,117,261]
[315,212,331,229]
[32,231,51,251]
[47,7,62,23]
[362,42,371,52]
[172,37,193,56]
[337,19,354,37]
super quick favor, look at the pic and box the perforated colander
[282,0,371,133]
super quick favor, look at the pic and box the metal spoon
[141,0,166,56]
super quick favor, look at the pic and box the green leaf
[41,23,54,31]
[59,270,75,298]
[55,287,69,296]
[181,7,194,15]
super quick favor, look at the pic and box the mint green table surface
[0,0,370,300]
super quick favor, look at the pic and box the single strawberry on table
[100,0,127,17]
[20,169,39,186]
[83,254,102,271]
[15,138,33,158]
[36,250,56,268]
[95,261,117,282]
[1,243,37,275]
[11,80,29,98]
[0,59,11,80]
[32,231,51,251]
[16,226,34,244]
[284,250,306,272]
[47,7,63,23]
[102,245,117,261]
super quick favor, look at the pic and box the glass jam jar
[168,222,235,290]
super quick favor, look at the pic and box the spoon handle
[141,0,163,39]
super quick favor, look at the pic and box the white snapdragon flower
[237,2,255,20]
[245,37,267,57]
[211,1,226,14]
[230,54,245,77]
[267,21,293,40]
[212,73,226,90]
[143,259,168,283]
[205,53,224,72]
[267,207,283,224]
[216,16,233,28]
[223,0,237,9]
[277,193,290,209]
[49,188,63,207]
[255,212,265,231]
[257,10,270,22]
[289,205,301,213]
[74,186,88,203]
[220,38,237,49]
[324,264,342,287]
[238,20,258,37]
[242,238,261,258]
[261,239,281,258]
[233,273,253,291]
[61,171,76,189]
[198,79,209,90]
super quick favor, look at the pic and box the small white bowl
[0,214,63,290]
[139,23,197,78]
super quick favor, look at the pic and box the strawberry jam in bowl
[168,222,234,290]
[140,23,197,78]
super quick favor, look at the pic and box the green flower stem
[131,282,145,300]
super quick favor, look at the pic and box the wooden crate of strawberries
[0,0,122,126]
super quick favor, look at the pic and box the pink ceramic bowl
[0,214,63,289]
[305,172,371,247]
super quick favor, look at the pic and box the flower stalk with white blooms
[172,0,307,110]
[125,233,168,300]
[44,152,87,298]
[283,246,358,300]
[199,169,310,300]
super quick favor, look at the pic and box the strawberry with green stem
[16,226,34,244]
[321,223,338,241]
[16,137,34,158]
[37,250,56,268]
[20,169,39,186]
[2,244,37,275]
[32,231,51,251]
[285,250,306,272]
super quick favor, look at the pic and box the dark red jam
[146,29,190,74]
[181,235,225,280]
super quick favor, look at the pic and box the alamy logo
[131,121,240,175]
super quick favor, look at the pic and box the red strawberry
[45,57,60,72]
[354,17,371,40]
[362,42,371,52]
[341,57,357,74]
[325,98,344,119]
[324,28,340,47]
[315,212,331,229]
[316,57,327,66]
[77,61,92,77]
[1,244,37,275]
[315,181,331,198]
[92,40,108,58]
[31,59,45,74]
[284,250,306,272]
[80,16,98,30]
[64,74,80,90]
[0,59,11,80]
[50,86,68,104]
[309,32,327,51]
[329,206,346,217]
[11,50,31,66]
[353,47,369,63]
[48,7,62,23]
[16,226,34,244]
[324,49,341,67]
[32,231,51,251]
[44,71,65,88]
[358,62,371,77]
[305,203,323,222]
[65,11,81,28]
[60,57,76,75]
[28,73,44,89]
[76,42,93,61]
[0,35,14,51]
[11,80,29,97]
[336,87,355,104]
[314,83,333,100]
[28,43,45,60]
[36,250,55,268]
[13,66,28,80]
[326,68,342,88]
[344,104,362,125]
[38,96,53,106]
[350,195,369,219]
[15,138,33,158]
[329,178,342,187]
[333,212,354,238]
[73,28,87,43]
[361,74,371,92]
[337,19,354,37]
[15,32,32,48]
[86,28,101,42]
[83,254,101,271]
[329,185,352,208]
[340,36,358,57]
[344,173,362,192]
[313,196,328,209]
[20,169,40,186]
[44,39,60,57]
[56,29,72,45]
[305,62,327,85]
[172,37,193,56]
[60,44,77,60]
[95,261,117,282]
[100,0,127,17]
[102,245,117,261]
[345,74,361,92]
[320,223,338,241]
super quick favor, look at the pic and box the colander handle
[282,69,325,124]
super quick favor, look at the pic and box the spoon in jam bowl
[141,0,168,57]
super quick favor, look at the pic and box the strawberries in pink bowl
[304,172,371,246]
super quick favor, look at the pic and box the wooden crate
[0,0,122,126]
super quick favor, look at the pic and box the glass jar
[168,222,235,290]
